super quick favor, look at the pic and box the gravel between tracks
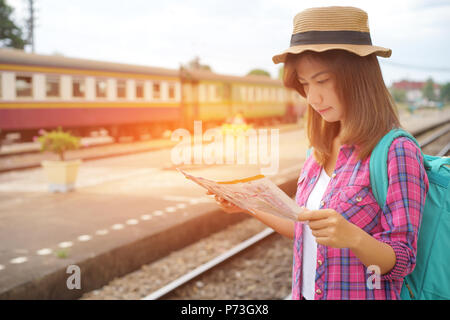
[165,232,293,300]
[80,217,293,300]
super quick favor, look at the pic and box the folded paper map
[178,168,303,221]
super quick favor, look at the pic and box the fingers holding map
[178,168,304,222]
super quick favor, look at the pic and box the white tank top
[302,168,331,300]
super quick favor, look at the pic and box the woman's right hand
[206,191,248,214]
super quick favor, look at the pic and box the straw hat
[272,6,391,64]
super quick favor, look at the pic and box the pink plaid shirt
[293,137,429,300]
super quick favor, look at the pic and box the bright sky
[6,0,450,86]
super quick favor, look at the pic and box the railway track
[0,123,302,173]
[0,135,115,157]
[418,122,450,156]
[142,228,288,300]
[78,122,449,301]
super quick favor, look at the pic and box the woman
[209,6,428,300]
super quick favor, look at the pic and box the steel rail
[418,123,450,148]
[142,228,276,300]
[437,142,450,157]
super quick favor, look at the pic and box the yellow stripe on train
[0,102,180,109]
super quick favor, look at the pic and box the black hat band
[290,30,372,47]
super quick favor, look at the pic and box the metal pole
[27,0,35,52]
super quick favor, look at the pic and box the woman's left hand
[297,208,361,249]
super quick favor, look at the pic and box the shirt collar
[339,143,356,160]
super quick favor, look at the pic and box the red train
[0,48,306,142]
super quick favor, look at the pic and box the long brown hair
[283,49,401,166]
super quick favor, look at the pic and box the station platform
[0,108,449,299]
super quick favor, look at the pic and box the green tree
[389,87,407,103]
[0,0,27,49]
[439,82,450,103]
[247,69,271,77]
[422,78,437,101]
[37,127,80,161]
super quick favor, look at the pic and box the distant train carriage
[181,68,304,131]
[0,48,182,141]
[0,48,306,143]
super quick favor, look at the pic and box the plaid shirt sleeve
[372,137,429,281]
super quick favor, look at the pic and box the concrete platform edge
[0,179,298,300]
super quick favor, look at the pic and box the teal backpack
[370,128,450,300]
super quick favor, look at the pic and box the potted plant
[36,127,82,193]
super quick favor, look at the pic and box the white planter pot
[41,159,82,193]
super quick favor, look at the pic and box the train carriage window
[240,86,247,102]
[256,87,261,101]
[263,87,269,101]
[199,84,206,102]
[216,85,222,101]
[248,86,254,102]
[96,79,107,98]
[168,82,176,100]
[271,88,276,101]
[183,83,192,102]
[136,81,144,99]
[46,75,60,98]
[223,84,230,101]
[117,79,126,98]
[16,75,33,98]
[209,84,216,101]
[278,88,285,101]
[73,78,85,98]
[153,82,161,99]
[232,86,238,101]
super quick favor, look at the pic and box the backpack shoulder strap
[370,128,423,209]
